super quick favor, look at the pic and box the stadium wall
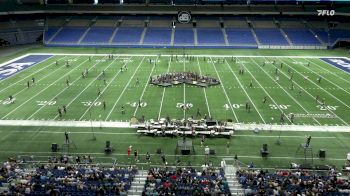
[44,42,259,49]
[44,42,328,49]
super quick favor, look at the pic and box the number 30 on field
[317,105,338,111]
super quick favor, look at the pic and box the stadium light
[94,0,98,5]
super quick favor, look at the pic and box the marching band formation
[150,72,220,87]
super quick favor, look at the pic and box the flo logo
[178,11,191,24]
[317,10,335,16]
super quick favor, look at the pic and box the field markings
[237,58,292,124]
[104,57,146,121]
[30,56,118,120]
[183,56,186,119]
[277,58,349,126]
[61,56,124,120]
[225,59,266,124]
[306,58,350,86]
[6,130,337,139]
[77,56,134,121]
[0,56,67,94]
[292,58,350,96]
[133,56,158,116]
[1,58,90,120]
[0,54,54,82]
[158,58,172,120]
[249,57,321,125]
[279,59,350,110]
[210,57,239,122]
[2,57,73,99]
[196,57,211,118]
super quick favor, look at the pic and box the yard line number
[317,105,338,111]
[224,103,291,110]
[177,103,193,109]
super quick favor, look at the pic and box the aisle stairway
[224,161,245,195]
[128,170,147,196]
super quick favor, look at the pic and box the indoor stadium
[0,0,350,195]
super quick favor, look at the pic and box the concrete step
[131,184,145,186]
[230,188,244,191]
[231,192,244,195]
[133,177,146,180]
[129,188,144,191]
[128,193,142,196]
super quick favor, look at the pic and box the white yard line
[306,58,350,85]
[250,57,321,125]
[77,56,132,121]
[29,56,116,120]
[8,57,74,98]
[183,57,186,119]
[238,58,292,124]
[0,56,67,94]
[298,58,350,95]
[277,58,349,126]
[104,57,146,121]
[133,56,158,116]
[157,58,172,120]
[1,58,90,120]
[210,57,239,123]
[225,59,266,124]
[196,57,211,118]
[282,59,350,110]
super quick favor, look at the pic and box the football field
[0,48,350,168]
[1,53,350,126]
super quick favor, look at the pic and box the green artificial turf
[0,46,349,169]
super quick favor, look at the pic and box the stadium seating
[313,29,350,45]
[236,169,350,195]
[0,19,43,45]
[254,28,289,45]
[112,27,144,44]
[0,160,138,195]
[283,28,322,45]
[51,27,86,43]
[82,27,115,43]
[143,167,231,195]
[143,27,172,45]
[197,28,225,45]
[41,16,350,48]
[174,28,194,45]
[44,27,60,42]
[226,28,257,46]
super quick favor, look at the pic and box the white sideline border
[26,53,350,59]
[0,120,349,133]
